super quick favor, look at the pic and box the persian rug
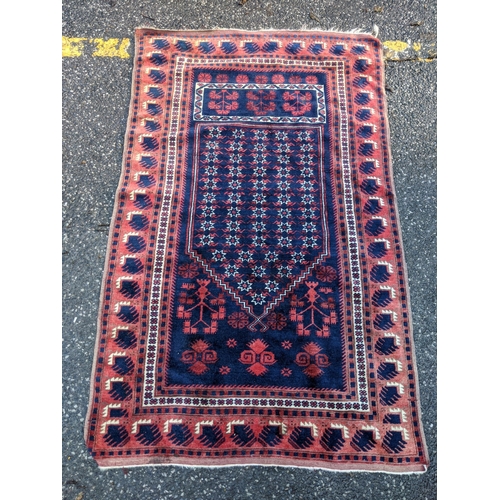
[85,28,429,473]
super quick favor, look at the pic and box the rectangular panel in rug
[84,28,429,473]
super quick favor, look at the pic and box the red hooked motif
[181,340,218,375]
[295,342,330,378]
[239,339,276,376]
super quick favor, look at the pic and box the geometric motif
[85,28,429,473]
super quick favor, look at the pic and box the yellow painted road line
[383,40,409,52]
[383,39,436,62]
[62,37,131,58]
[91,38,131,58]
[62,37,87,57]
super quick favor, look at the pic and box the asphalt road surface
[62,1,437,498]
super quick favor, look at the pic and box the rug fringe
[135,26,377,37]
[298,24,369,33]
[97,461,428,474]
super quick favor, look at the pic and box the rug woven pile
[84,28,429,472]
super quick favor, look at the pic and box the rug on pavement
[85,28,429,472]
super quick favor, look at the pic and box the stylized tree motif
[282,91,313,116]
[246,90,276,115]
[208,89,239,115]
[289,282,337,337]
[177,279,225,334]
